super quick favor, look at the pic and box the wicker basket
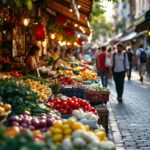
[84,90,110,105]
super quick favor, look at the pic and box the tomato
[61,109,67,114]
[55,104,61,109]
[73,102,80,109]
[68,108,73,114]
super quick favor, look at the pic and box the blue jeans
[98,70,109,87]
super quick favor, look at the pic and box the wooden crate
[84,90,110,105]
[94,105,109,133]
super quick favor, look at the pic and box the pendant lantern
[64,27,74,38]
[56,15,67,25]
[77,39,83,46]
[34,24,46,41]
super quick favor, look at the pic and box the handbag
[105,55,112,67]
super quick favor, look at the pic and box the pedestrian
[97,46,110,87]
[126,46,133,80]
[146,44,150,77]
[107,47,113,82]
[136,44,147,82]
[112,43,129,102]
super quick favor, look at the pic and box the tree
[90,0,119,41]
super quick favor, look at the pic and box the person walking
[136,44,147,82]
[107,47,113,82]
[126,46,133,80]
[97,46,110,87]
[112,43,129,102]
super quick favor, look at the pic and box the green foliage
[0,78,50,115]
[11,0,33,10]
[90,0,116,41]
[49,82,60,96]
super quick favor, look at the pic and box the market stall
[0,0,115,150]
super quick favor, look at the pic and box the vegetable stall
[0,58,115,150]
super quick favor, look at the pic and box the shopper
[107,47,113,82]
[126,46,133,80]
[24,44,41,76]
[136,44,147,82]
[112,43,129,102]
[97,46,110,87]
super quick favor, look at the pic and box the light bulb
[23,18,30,26]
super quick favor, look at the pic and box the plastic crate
[84,90,110,105]
[60,87,85,99]
[94,105,109,133]
[61,114,72,119]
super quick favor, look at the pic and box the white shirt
[113,52,129,72]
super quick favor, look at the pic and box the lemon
[84,125,90,131]
[53,134,63,142]
[51,127,62,134]
[53,121,63,128]
[96,131,106,141]
[71,122,84,131]
[63,128,72,135]
[62,124,70,130]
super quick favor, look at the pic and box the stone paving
[108,71,150,150]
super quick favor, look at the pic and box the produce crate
[60,87,85,99]
[61,114,72,119]
[84,90,110,105]
[94,105,109,134]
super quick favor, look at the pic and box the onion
[40,113,46,116]
[19,114,24,119]
[33,120,40,128]
[39,115,47,120]
[11,116,20,122]
[20,122,28,128]
[39,119,46,127]
[47,114,52,118]
[29,125,35,130]
[46,118,53,126]
[11,121,19,126]
[40,127,47,132]
[23,111,30,116]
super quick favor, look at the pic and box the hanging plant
[14,0,33,10]
[34,24,46,41]
[56,15,67,26]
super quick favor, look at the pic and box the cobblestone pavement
[108,71,150,150]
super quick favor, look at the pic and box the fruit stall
[0,57,115,150]
[0,0,114,149]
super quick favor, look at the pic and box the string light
[77,34,81,38]
[78,5,81,9]
[51,33,55,39]
[74,24,78,27]
[23,18,30,26]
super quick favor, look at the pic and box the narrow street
[108,71,150,150]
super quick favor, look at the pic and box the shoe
[139,76,143,82]
[117,97,122,102]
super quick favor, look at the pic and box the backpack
[140,50,147,63]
